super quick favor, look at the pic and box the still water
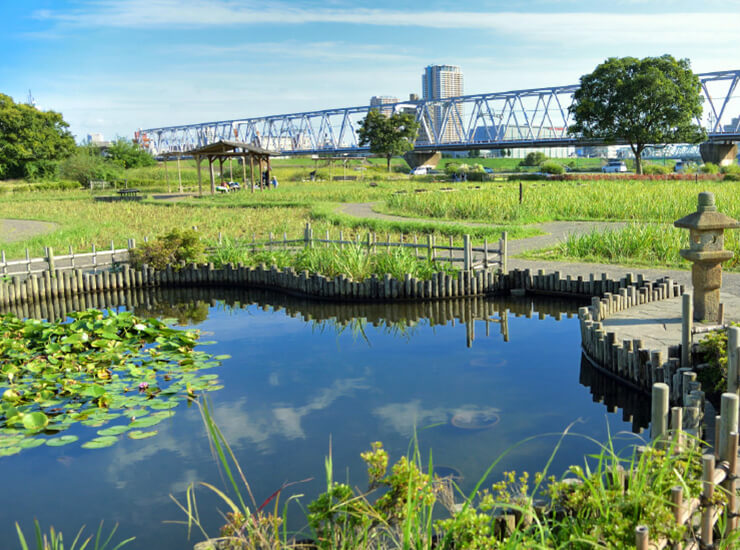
[1,288,650,549]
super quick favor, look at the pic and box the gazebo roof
[185,140,275,156]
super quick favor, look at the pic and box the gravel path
[335,202,740,300]
[0,219,58,243]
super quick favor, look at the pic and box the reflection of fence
[1,244,130,277]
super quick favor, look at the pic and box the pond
[0,288,650,549]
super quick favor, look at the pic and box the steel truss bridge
[140,70,740,157]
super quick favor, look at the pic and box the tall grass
[384,180,740,224]
[524,223,740,270]
[207,242,458,281]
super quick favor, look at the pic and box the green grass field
[2,160,738,271]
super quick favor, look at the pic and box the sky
[1,0,740,142]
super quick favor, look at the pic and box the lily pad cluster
[0,309,227,456]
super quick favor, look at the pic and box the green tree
[0,93,75,179]
[357,110,419,172]
[568,55,705,174]
[520,151,547,166]
[106,137,157,169]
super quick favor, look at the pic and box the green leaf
[127,430,158,440]
[19,438,45,449]
[0,446,21,457]
[97,425,130,436]
[45,435,79,447]
[81,436,118,449]
[129,416,164,429]
[22,412,49,431]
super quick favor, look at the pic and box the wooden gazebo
[186,140,275,195]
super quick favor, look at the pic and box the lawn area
[2,168,738,272]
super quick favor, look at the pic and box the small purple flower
[138,382,149,392]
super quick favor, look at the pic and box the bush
[540,160,565,174]
[60,146,123,186]
[129,228,205,270]
[724,173,740,182]
[519,152,547,166]
[700,162,719,174]
[720,163,740,175]
[642,164,671,175]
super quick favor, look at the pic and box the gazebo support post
[177,155,183,192]
[209,157,216,195]
[163,155,170,193]
[250,155,255,193]
[196,155,202,196]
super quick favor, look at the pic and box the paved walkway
[0,219,58,243]
[337,202,740,356]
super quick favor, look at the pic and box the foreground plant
[180,411,740,550]
[0,309,226,454]
[16,520,134,550]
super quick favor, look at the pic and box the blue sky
[2,0,739,141]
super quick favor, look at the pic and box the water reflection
[1,287,656,550]
[579,354,651,433]
[1,286,587,348]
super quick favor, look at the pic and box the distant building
[87,133,105,145]
[422,65,464,143]
[369,95,399,116]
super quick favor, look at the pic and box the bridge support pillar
[403,151,442,170]
[700,142,737,167]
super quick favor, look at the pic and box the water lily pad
[81,436,118,449]
[46,435,79,447]
[0,446,21,456]
[128,430,158,440]
[129,416,164,429]
[19,438,45,449]
[22,412,49,431]
[97,425,130,436]
[148,400,178,410]
[0,435,24,448]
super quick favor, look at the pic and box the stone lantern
[674,192,740,322]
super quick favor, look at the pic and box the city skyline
[2,1,740,141]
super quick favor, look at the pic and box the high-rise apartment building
[422,65,464,143]
[369,95,399,116]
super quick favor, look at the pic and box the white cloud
[33,1,740,48]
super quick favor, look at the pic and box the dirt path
[0,219,58,243]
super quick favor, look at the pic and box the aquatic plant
[179,410,740,550]
[15,520,134,550]
[0,309,227,455]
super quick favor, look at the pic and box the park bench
[116,188,141,201]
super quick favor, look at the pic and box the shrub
[540,160,565,174]
[129,228,205,270]
[642,164,671,175]
[721,163,740,175]
[700,162,720,174]
[724,173,740,182]
[519,151,547,166]
[60,146,123,186]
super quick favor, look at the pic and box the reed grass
[207,242,458,282]
[523,222,740,270]
[384,180,740,224]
